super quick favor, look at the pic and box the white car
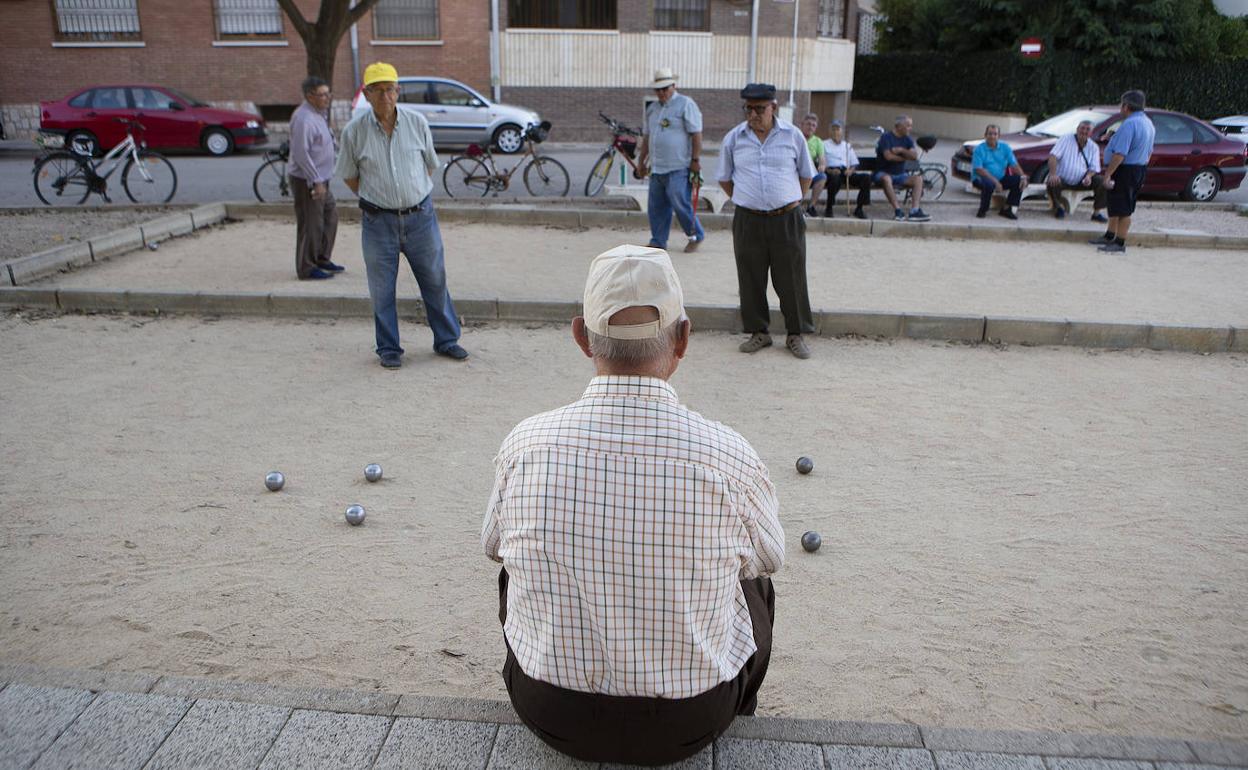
[351,76,540,154]
[1211,115,1248,142]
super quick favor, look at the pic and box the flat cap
[739,83,777,100]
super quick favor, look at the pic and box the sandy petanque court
[1,290,1246,743]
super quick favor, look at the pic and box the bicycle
[867,124,946,203]
[252,141,291,202]
[442,121,569,198]
[584,112,643,197]
[33,119,177,206]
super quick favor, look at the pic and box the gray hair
[803,112,819,123]
[587,321,682,363]
[302,76,328,96]
[894,114,911,126]
[1121,89,1146,111]
[1077,120,1093,129]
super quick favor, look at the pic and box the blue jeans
[647,170,704,249]
[360,196,461,358]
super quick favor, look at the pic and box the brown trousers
[290,175,338,278]
[732,205,815,336]
[498,567,775,766]
[1047,174,1108,212]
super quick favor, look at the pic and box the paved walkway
[2,664,1245,769]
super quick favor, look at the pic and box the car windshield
[164,88,209,107]
[1026,109,1116,138]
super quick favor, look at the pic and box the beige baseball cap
[583,245,685,339]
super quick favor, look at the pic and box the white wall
[849,100,1029,139]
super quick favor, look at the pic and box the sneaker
[975,207,988,219]
[1054,206,1066,220]
[1088,233,1114,245]
[318,261,346,272]
[684,236,702,253]
[852,208,867,220]
[1097,242,1126,253]
[998,208,1018,220]
[1090,212,1108,223]
[437,344,470,361]
[301,268,334,280]
[893,208,905,221]
[738,332,772,353]
[379,355,401,369]
[785,335,811,359]
[908,208,931,222]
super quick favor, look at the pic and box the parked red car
[40,84,267,156]
[950,106,1248,202]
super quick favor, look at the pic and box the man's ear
[672,318,691,360]
[572,317,594,359]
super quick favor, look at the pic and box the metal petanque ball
[796,456,814,475]
[364,463,383,483]
[345,504,366,526]
[264,471,285,492]
[801,531,822,553]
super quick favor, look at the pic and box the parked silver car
[1211,115,1248,142]
[351,76,540,154]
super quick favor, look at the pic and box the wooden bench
[603,184,731,214]
[964,181,1095,214]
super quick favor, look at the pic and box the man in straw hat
[483,245,783,765]
[637,68,706,253]
[335,61,469,368]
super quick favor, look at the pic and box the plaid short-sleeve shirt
[482,376,785,699]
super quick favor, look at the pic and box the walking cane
[690,169,702,216]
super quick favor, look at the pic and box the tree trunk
[305,32,339,83]
[278,0,384,82]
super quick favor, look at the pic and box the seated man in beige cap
[482,245,784,766]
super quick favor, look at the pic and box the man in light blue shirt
[1092,90,1156,254]
[717,83,815,359]
[971,124,1027,220]
[336,62,467,368]
[637,68,705,253]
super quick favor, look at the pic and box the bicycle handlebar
[114,118,147,132]
[598,112,640,137]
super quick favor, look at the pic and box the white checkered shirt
[482,376,785,699]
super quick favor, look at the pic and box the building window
[373,0,440,40]
[816,0,845,38]
[52,0,141,42]
[654,0,708,31]
[509,0,616,30]
[214,0,283,39]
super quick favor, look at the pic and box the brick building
[1,1,861,144]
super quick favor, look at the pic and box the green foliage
[852,50,1247,124]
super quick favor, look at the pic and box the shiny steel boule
[345,504,366,526]
[795,456,814,475]
[364,463,383,483]
[801,531,821,553]
[264,471,285,492]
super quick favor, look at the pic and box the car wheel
[66,130,99,157]
[492,124,524,154]
[1181,167,1220,202]
[202,127,234,156]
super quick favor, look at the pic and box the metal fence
[53,0,141,41]
[373,0,440,39]
[816,0,845,39]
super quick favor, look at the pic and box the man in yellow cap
[335,62,468,368]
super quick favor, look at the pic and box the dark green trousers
[731,205,815,335]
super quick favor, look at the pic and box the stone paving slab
[1191,742,1248,767]
[393,694,520,724]
[1045,759,1155,770]
[715,736,825,769]
[30,691,191,770]
[372,717,498,770]
[823,745,938,770]
[0,662,158,694]
[725,715,923,748]
[921,726,1198,762]
[0,684,96,770]
[151,674,400,715]
[144,698,290,769]
[933,750,1048,769]
[256,709,391,769]
[485,724,597,769]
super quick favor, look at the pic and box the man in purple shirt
[288,76,342,280]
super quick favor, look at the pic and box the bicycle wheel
[252,156,290,202]
[584,151,615,197]
[443,156,491,198]
[524,156,570,197]
[122,151,177,203]
[922,166,947,201]
[33,151,91,206]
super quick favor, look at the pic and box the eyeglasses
[367,85,401,96]
[743,104,771,115]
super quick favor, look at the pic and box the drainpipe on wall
[787,0,800,109]
[349,0,361,90]
[747,0,759,83]
[490,0,501,102]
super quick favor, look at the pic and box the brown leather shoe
[738,332,772,353]
[786,335,811,359]
[684,236,703,253]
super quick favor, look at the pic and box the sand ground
[1,312,1245,741]
[41,219,1248,327]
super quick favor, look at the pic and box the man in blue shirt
[971,124,1027,220]
[1091,90,1156,254]
[873,116,930,221]
[637,68,705,253]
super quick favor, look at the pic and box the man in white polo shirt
[483,245,784,766]
[1045,119,1108,221]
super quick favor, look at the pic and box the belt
[359,198,423,216]
[736,201,801,217]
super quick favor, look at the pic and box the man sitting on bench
[873,115,930,222]
[822,120,870,219]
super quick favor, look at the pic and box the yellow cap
[362,62,399,87]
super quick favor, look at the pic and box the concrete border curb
[1,663,1244,765]
[0,203,230,287]
[220,202,1248,250]
[2,287,1242,356]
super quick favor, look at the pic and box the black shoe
[998,208,1018,220]
[380,355,401,369]
[1090,212,1108,223]
[1054,207,1066,219]
[1088,234,1114,245]
[318,261,345,272]
[852,208,867,220]
[437,344,469,361]
[805,205,818,217]
[976,208,988,219]
[302,268,334,280]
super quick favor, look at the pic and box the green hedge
[853,51,1246,124]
